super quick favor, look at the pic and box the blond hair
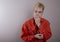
[34,2,45,11]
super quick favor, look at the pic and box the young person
[21,2,52,42]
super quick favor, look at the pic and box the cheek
[33,13,36,17]
[33,13,35,18]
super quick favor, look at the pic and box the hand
[34,34,43,39]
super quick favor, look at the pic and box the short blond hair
[34,2,45,11]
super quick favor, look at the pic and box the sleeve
[21,24,34,41]
[43,22,52,40]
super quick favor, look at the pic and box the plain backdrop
[0,0,60,42]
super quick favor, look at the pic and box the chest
[27,23,45,35]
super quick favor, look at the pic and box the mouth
[34,16,40,19]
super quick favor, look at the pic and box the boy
[21,2,52,42]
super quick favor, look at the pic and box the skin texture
[33,7,43,27]
[33,6,43,20]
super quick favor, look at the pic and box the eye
[38,11,42,13]
[35,10,37,13]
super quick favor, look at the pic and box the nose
[36,13,39,16]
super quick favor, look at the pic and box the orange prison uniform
[21,18,52,42]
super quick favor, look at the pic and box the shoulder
[41,18,50,25]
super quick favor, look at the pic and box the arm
[43,22,52,40]
[21,24,34,41]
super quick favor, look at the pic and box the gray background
[0,0,60,42]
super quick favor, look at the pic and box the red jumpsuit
[21,18,52,42]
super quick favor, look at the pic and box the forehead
[34,7,43,11]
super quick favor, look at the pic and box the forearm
[21,34,34,41]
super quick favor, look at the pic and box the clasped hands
[34,34,43,39]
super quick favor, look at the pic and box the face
[33,7,43,20]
